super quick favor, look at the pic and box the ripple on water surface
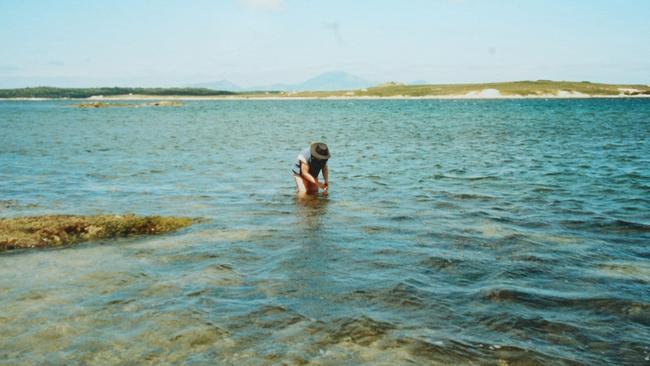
[1,99,649,365]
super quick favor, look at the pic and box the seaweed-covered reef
[0,215,195,250]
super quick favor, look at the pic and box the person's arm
[301,162,326,188]
[323,164,329,190]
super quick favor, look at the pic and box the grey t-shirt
[291,148,311,175]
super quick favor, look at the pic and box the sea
[0,99,649,365]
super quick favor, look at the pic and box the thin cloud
[239,0,285,11]
[0,65,19,73]
[323,22,345,46]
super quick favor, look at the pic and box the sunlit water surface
[1,99,649,365]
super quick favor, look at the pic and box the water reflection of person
[291,142,330,195]
[291,194,334,318]
[295,193,329,232]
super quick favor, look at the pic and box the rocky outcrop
[0,214,196,250]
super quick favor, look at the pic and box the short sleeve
[297,148,310,164]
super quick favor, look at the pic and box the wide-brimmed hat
[310,142,330,160]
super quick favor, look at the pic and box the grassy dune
[272,81,650,98]
[0,215,195,251]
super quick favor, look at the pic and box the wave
[315,315,396,347]
[482,287,650,326]
[561,219,650,233]
[0,199,39,210]
[449,192,498,201]
[234,305,307,330]
[429,174,499,181]
[479,312,583,336]
[383,336,583,365]
[348,282,432,310]
[419,256,460,271]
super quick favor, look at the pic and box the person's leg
[294,174,318,195]
[305,180,319,195]
[294,174,307,194]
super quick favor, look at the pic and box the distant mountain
[289,71,375,91]
[193,71,375,92]
[251,83,293,92]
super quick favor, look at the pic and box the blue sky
[1,0,649,87]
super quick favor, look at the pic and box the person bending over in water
[292,142,330,195]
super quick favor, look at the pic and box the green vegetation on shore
[1,81,649,99]
[0,87,235,99]
[0,215,196,250]
[277,80,650,98]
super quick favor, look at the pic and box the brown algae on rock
[0,215,195,250]
[147,101,183,107]
[76,102,134,108]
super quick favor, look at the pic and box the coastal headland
[2,80,649,100]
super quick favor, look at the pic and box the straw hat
[310,142,330,160]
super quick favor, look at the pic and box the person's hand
[318,182,327,190]
[323,181,329,191]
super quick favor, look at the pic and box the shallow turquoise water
[1,99,649,365]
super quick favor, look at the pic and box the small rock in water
[147,101,183,107]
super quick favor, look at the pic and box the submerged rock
[146,101,183,107]
[0,214,195,251]
[75,101,183,108]
[76,102,132,108]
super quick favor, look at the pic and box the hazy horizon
[2,0,650,88]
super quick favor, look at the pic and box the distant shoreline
[2,81,649,100]
[2,94,650,101]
